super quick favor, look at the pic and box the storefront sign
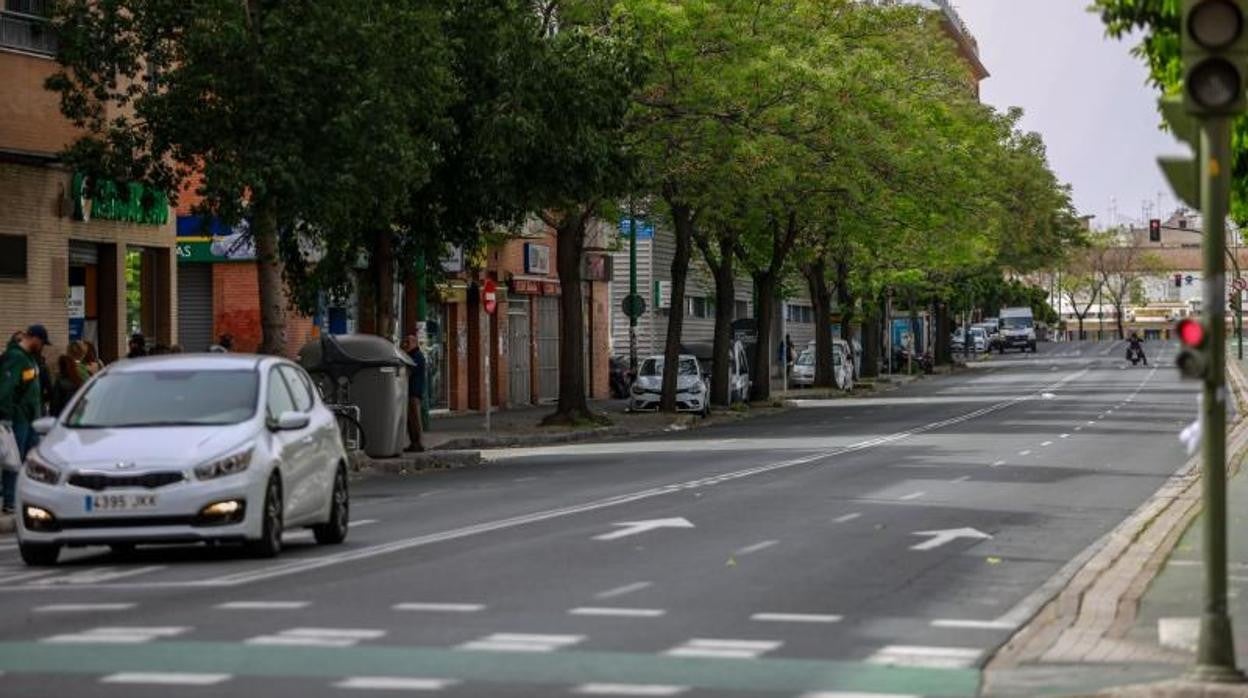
[524,243,551,275]
[510,278,542,295]
[176,216,255,263]
[442,245,464,273]
[67,286,85,341]
[541,281,560,296]
[72,173,169,226]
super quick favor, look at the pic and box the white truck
[997,307,1036,353]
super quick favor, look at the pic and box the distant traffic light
[1182,0,1248,115]
[1176,317,1211,379]
[1150,218,1162,242]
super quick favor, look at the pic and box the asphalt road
[0,340,1197,698]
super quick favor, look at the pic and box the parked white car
[16,354,350,566]
[791,342,853,391]
[628,355,710,416]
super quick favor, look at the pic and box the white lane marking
[459,633,584,653]
[930,619,1015,630]
[0,569,58,584]
[833,512,862,523]
[246,627,385,648]
[735,540,779,555]
[898,491,925,501]
[594,517,695,541]
[216,601,309,610]
[45,370,1090,591]
[664,638,782,660]
[32,566,165,585]
[1060,434,1070,439]
[353,519,379,527]
[1040,441,1053,447]
[1018,450,1032,456]
[44,626,189,644]
[569,607,665,618]
[393,602,485,613]
[335,677,459,691]
[574,685,688,696]
[951,475,970,483]
[595,582,652,600]
[750,612,842,624]
[910,528,992,552]
[866,645,981,668]
[1087,420,1096,425]
[803,693,920,698]
[1074,426,1083,432]
[417,490,446,498]
[101,672,230,686]
[990,460,1005,467]
[34,603,136,613]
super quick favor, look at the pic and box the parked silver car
[16,354,350,566]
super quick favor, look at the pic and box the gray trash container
[299,334,415,458]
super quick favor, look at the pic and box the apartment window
[0,234,27,280]
[2,0,57,55]
[734,300,749,320]
[686,296,711,320]
[785,303,813,324]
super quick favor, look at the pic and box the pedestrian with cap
[0,325,51,513]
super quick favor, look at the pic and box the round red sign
[482,279,498,315]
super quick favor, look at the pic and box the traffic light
[1150,218,1162,242]
[1176,317,1211,379]
[1181,0,1248,116]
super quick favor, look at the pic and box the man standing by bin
[0,325,50,513]
[401,335,426,453]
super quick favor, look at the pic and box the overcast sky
[954,0,1185,229]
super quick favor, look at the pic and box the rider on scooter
[1127,331,1148,366]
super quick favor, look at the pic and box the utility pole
[1160,0,1248,682]
[628,201,639,374]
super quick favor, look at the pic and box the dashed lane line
[216,601,310,610]
[734,540,779,555]
[929,619,1015,630]
[569,607,665,618]
[898,491,925,501]
[574,684,688,696]
[865,645,981,669]
[750,613,843,624]
[43,627,188,644]
[459,633,584,653]
[393,602,486,613]
[594,582,652,600]
[335,677,458,691]
[34,603,136,613]
[246,628,386,648]
[664,638,782,660]
[101,672,230,686]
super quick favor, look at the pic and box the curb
[350,449,483,475]
[985,361,1248,682]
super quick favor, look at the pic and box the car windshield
[639,358,698,376]
[1001,316,1032,329]
[796,349,814,366]
[64,369,259,428]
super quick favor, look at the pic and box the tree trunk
[253,198,286,356]
[803,260,834,388]
[542,209,598,426]
[835,255,855,357]
[934,300,951,366]
[1115,303,1126,339]
[661,203,696,413]
[860,301,879,378]
[1077,315,1085,340]
[697,231,736,407]
[750,272,778,401]
[376,230,396,341]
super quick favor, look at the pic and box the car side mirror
[274,411,311,431]
[32,417,56,435]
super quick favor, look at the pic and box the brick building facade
[1,21,176,360]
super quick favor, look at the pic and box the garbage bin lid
[299,334,415,374]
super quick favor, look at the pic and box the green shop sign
[71,172,169,226]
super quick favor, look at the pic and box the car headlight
[194,447,253,480]
[24,452,60,485]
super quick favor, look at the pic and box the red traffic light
[1177,318,1207,348]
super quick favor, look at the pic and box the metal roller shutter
[177,264,214,352]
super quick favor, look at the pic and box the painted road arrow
[593,518,695,541]
[910,527,992,551]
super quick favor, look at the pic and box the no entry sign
[482,279,498,315]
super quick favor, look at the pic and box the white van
[998,307,1037,353]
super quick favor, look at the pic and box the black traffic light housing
[1182,0,1248,116]
[1176,317,1211,379]
[1150,218,1162,242]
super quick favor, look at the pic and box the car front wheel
[20,541,60,567]
[247,473,284,559]
[313,465,349,545]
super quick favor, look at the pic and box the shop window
[0,234,27,279]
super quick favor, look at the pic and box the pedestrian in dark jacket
[0,325,51,513]
[401,335,426,453]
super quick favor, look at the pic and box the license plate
[84,493,158,512]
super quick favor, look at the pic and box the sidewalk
[984,349,1248,696]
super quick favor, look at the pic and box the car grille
[67,471,186,491]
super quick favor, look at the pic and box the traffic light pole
[1191,115,1243,683]
[628,201,638,374]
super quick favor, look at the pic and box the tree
[47,0,454,355]
[1091,230,1165,339]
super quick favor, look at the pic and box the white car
[16,354,350,566]
[628,355,709,416]
[791,342,852,390]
